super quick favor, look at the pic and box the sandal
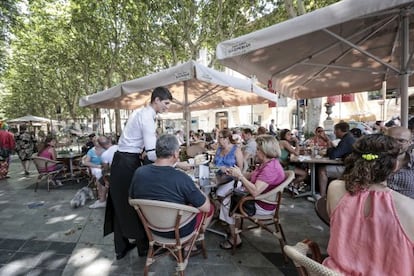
[219,239,242,250]
[183,246,202,257]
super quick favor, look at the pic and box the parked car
[348,121,373,135]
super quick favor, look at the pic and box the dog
[70,186,95,208]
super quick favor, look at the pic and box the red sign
[341,93,355,102]
[327,95,341,104]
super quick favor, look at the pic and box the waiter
[104,86,172,260]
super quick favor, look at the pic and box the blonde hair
[256,135,281,158]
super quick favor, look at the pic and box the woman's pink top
[250,158,284,210]
[323,190,414,275]
[38,147,56,172]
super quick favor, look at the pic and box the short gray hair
[156,134,180,158]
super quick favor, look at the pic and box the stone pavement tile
[227,251,275,268]
[63,243,115,276]
[238,266,286,276]
[7,251,42,268]
[36,252,70,270]
[0,239,26,251]
[26,267,64,276]
[47,241,77,255]
[0,261,34,276]
[0,250,15,264]
[20,240,52,254]
[192,263,243,276]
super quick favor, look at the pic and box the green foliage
[0,0,339,124]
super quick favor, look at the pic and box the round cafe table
[57,152,83,180]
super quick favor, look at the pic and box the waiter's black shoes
[116,242,136,260]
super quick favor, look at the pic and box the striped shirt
[387,152,414,199]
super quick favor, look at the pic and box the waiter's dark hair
[156,134,180,158]
[151,86,173,103]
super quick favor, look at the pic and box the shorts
[326,165,345,179]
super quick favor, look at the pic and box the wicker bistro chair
[284,239,342,276]
[231,170,295,259]
[129,199,207,276]
[32,156,66,192]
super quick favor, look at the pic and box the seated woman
[323,134,414,274]
[214,128,243,186]
[307,127,330,148]
[219,135,285,249]
[213,129,244,226]
[37,136,64,186]
[279,129,308,195]
[82,141,106,208]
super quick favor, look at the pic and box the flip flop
[183,246,202,257]
[219,239,242,250]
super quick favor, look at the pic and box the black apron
[103,151,146,240]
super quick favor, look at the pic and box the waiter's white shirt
[117,105,157,161]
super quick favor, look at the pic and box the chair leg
[200,238,207,259]
[275,222,288,263]
[34,176,42,192]
[144,244,155,276]
[176,245,185,275]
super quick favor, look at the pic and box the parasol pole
[184,81,191,147]
[400,9,409,127]
[381,81,387,121]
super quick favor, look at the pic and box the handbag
[215,170,235,185]
[229,189,256,216]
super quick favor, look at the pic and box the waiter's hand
[176,161,192,171]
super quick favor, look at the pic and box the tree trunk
[283,0,297,17]
[305,97,323,136]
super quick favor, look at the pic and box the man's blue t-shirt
[129,164,206,238]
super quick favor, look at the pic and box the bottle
[315,141,320,156]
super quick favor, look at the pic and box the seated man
[129,134,214,253]
[386,126,414,199]
[317,122,355,197]
[241,128,256,171]
[81,133,96,154]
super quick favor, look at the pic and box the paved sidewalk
[0,157,329,276]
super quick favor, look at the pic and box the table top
[57,152,83,159]
[290,155,344,165]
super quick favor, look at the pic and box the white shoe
[89,200,106,209]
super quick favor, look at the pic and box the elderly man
[317,122,355,198]
[241,128,256,171]
[129,134,213,254]
[387,127,414,199]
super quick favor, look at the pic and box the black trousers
[104,151,148,255]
